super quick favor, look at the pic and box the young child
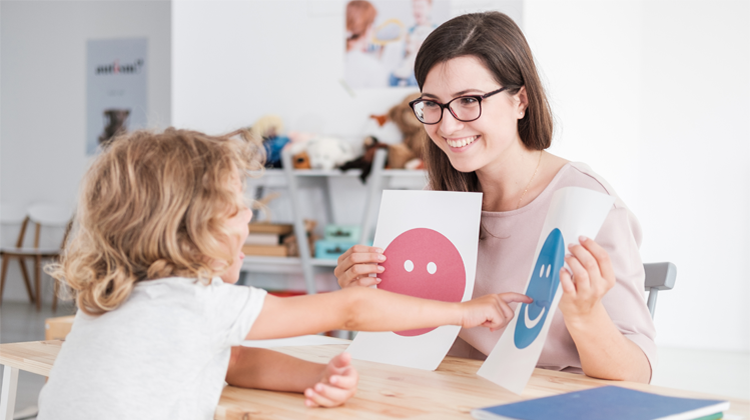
[38,128,529,419]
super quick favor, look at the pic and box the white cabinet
[240,149,427,294]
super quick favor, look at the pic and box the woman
[335,11,656,383]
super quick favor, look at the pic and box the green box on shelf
[315,240,359,260]
[324,225,362,242]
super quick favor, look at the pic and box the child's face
[412,0,432,26]
[219,171,252,284]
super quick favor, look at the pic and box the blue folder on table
[471,386,730,420]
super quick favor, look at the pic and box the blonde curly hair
[49,128,263,315]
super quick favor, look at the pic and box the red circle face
[378,228,466,336]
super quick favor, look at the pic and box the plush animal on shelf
[251,115,290,168]
[291,151,311,169]
[289,136,355,171]
[388,92,426,169]
[339,136,389,182]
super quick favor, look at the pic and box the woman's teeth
[447,136,478,148]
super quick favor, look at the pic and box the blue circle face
[514,228,565,349]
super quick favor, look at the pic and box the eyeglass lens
[412,97,481,124]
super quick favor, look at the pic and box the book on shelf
[245,232,283,246]
[470,386,730,420]
[248,223,294,235]
[242,244,288,257]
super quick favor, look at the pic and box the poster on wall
[343,0,451,89]
[86,38,148,155]
[346,190,482,370]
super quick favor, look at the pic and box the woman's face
[421,56,527,174]
[219,171,251,284]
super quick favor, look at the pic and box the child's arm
[247,286,530,340]
[226,346,357,407]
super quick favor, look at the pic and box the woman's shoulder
[551,162,627,208]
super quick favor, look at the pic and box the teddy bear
[387,92,426,168]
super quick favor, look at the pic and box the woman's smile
[445,134,479,149]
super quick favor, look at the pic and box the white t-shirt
[37,277,267,420]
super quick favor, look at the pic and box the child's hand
[304,352,358,408]
[559,236,616,321]
[460,293,532,331]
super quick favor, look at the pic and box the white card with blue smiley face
[477,187,614,394]
[347,190,483,371]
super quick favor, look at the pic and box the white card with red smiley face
[346,190,483,370]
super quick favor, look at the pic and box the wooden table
[1,341,748,420]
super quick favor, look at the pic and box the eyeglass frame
[408,87,508,125]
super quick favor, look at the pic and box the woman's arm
[559,236,652,383]
[334,245,386,287]
[226,347,357,407]
[246,286,530,340]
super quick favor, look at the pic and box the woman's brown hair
[414,11,554,192]
[48,128,263,315]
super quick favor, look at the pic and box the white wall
[0,0,172,302]
[525,0,749,351]
[173,0,749,351]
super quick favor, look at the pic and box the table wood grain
[2,341,747,419]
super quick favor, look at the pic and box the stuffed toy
[387,92,426,168]
[339,136,389,182]
[292,151,311,169]
[288,135,355,171]
[251,115,290,168]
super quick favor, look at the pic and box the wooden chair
[0,204,36,305]
[0,204,73,311]
[644,262,677,319]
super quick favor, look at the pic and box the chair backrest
[644,262,677,319]
[26,203,74,249]
[1,203,30,248]
[0,203,26,224]
[27,203,72,226]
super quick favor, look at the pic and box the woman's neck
[476,145,546,212]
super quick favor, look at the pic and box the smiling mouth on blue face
[514,228,565,350]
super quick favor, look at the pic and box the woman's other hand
[559,236,616,321]
[334,245,386,288]
[304,352,359,408]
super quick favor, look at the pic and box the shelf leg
[360,148,388,244]
[282,150,317,295]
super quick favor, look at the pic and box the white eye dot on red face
[427,262,437,274]
[404,260,414,272]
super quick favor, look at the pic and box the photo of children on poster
[344,0,450,89]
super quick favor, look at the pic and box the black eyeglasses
[408,87,507,125]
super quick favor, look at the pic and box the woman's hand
[334,245,386,288]
[304,352,359,408]
[459,292,532,331]
[558,236,616,321]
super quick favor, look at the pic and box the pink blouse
[448,162,657,374]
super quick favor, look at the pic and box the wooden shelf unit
[240,149,427,294]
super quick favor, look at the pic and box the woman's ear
[515,86,529,119]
